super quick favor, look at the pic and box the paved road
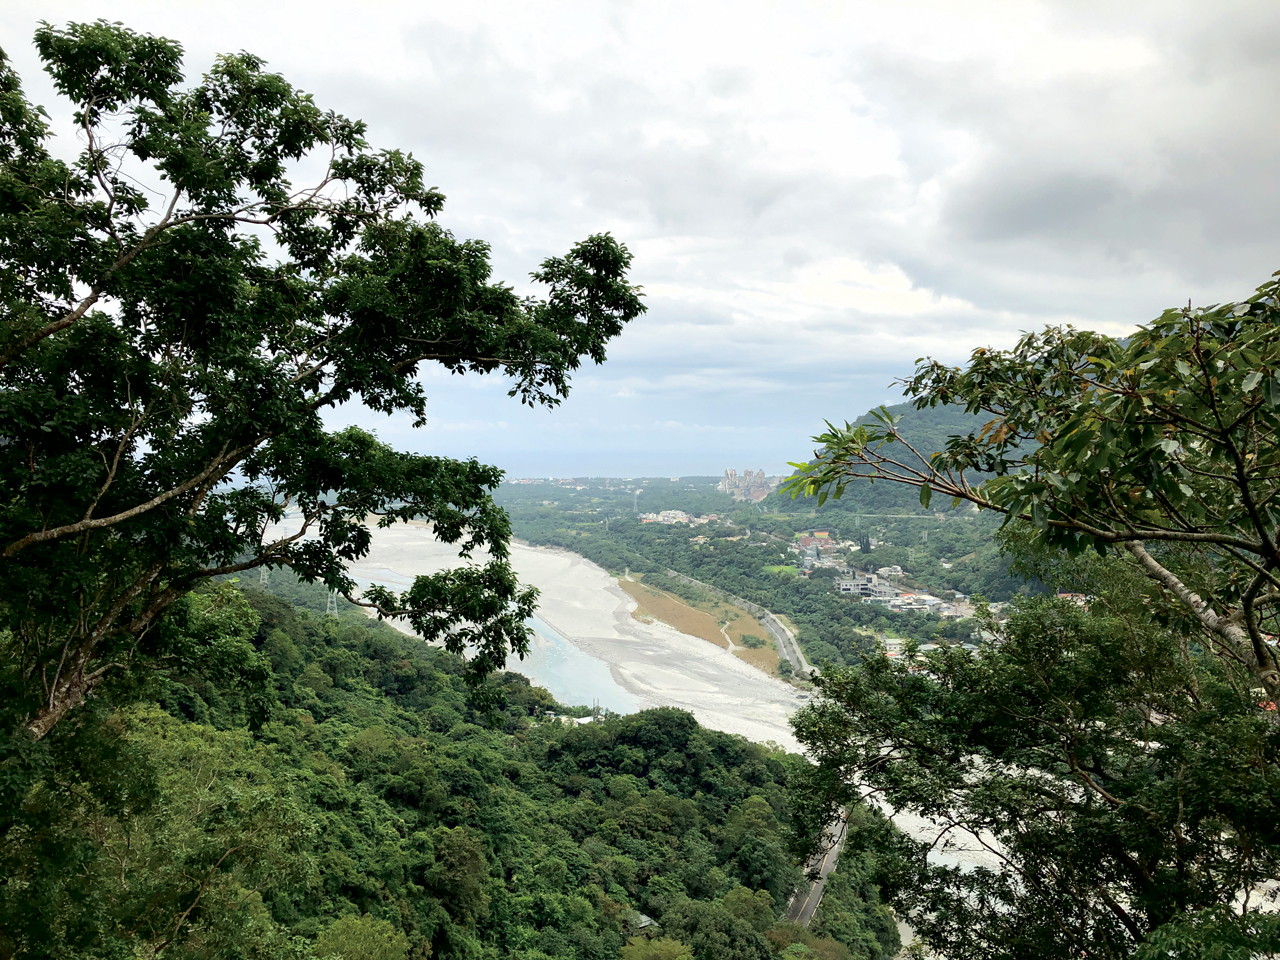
[663,569,816,677]
[762,608,815,677]
[786,816,848,926]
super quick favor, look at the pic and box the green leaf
[919,482,932,509]
[1030,500,1048,530]
[0,24,645,738]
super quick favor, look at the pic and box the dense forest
[0,25,902,960]
[1,575,899,960]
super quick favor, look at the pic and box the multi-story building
[836,573,898,599]
[717,468,781,502]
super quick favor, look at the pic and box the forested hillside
[1,578,899,960]
[762,403,984,515]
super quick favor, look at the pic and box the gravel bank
[340,523,808,752]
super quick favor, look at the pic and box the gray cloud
[6,0,1280,475]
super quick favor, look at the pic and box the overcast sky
[7,1,1280,477]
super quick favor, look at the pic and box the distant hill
[763,401,983,515]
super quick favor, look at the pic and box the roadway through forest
[659,566,996,948]
[657,571,857,928]
[343,525,979,945]
[785,816,848,926]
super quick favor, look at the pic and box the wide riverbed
[305,521,1001,875]
[338,523,808,751]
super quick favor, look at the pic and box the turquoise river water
[350,567,639,714]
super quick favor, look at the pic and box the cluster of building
[783,532,969,618]
[791,530,861,573]
[839,572,969,618]
[717,468,781,502]
[638,510,722,525]
[835,572,966,616]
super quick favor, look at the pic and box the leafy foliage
[0,21,644,739]
[793,543,1280,958]
[790,273,1280,698]
[788,272,1280,957]
[314,916,410,960]
[1,580,899,959]
[764,403,981,516]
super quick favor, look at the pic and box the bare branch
[1125,541,1280,694]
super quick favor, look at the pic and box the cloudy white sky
[7,1,1280,476]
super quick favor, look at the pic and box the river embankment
[339,522,808,751]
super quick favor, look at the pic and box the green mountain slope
[1,578,899,960]
[765,402,983,516]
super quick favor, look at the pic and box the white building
[837,573,898,598]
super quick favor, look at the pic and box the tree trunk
[26,648,98,741]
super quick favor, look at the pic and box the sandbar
[338,523,807,752]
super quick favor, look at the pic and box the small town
[637,508,976,621]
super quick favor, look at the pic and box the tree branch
[1125,541,1280,694]
[4,441,243,556]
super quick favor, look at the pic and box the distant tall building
[717,468,780,502]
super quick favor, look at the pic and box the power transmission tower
[259,565,269,586]
[325,589,338,615]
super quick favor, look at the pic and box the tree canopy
[791,278,1280,698]
[2,573,895,959]
[788,274,1280,957]
[0,20,644,740]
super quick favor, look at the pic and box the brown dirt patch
[733,642,781,674]
[724,616,780,675]
[617,580,727,648]
[618,579,782,675]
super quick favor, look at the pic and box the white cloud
[6,0,1280,474]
